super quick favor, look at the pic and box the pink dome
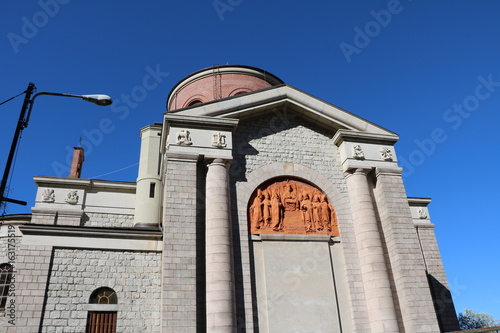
[167,65,283,111]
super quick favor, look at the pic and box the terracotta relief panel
[248,179,339,236]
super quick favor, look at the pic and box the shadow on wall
[427,273,459,332]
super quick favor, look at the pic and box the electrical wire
[0,91,25,107]
[89,163,139,179]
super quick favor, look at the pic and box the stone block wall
[83,212,135,228]
[41,248,161,332]
[9,244,52,332]
[232,111,347,193]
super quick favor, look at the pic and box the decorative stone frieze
[248,179,339,237]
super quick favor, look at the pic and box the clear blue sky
[1,0,499,320]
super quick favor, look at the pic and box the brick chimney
[68,147,84,178]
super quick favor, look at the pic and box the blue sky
[1,0,499,320]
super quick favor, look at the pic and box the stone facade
[41,249,161,332]
[0,65,458,332]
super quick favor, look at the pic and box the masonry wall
[83,212,135,228]
[40,248,161,332]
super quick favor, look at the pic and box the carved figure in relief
[353,144,365,160]
[380,147,393,161]
[271,191,284,231]
[312,195,323,231]
[177,129,192,145]
[282,182,298,211]
[301,193,313,232]
[42,188,55,203]
[262,191,272,227]
[320,195,332,231]
[65,190,79,205]
[250,189,264,229]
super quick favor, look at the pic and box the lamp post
[0,82,112,208]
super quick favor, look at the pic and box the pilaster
[410,198,459,332]
[161,154,199,332]
[373,167,441,333]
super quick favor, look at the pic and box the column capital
[375,166,403,177]
[206,157,231,168]
[343,167,372,179]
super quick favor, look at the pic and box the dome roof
[167,65,283,111]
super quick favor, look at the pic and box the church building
[0,65,459,332]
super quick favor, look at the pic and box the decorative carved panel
[176,129,192,145]
[212,131,227,148]
[65,190,79,205]
[380,147,393,161]
[248,179,339,236]
[42,189,55,203]
[352,144,365,160]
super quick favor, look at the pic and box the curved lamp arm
[25,92,112,127]
[0,83,112,207]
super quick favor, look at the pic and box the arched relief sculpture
[249,179,339,236]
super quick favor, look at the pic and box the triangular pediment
[168,84,398,139]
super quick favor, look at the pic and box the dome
[167,65,283,111]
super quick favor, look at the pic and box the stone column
[205,158,235,332]
[345,168,399,333]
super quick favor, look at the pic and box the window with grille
[85,287,118,333]
[86,311,117,333]
[0,264,13,310]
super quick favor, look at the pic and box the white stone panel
[254,240,341,333]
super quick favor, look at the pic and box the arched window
[0,264,13,310]
[89,287,118,304]
[187,99,203,107]
[86,287,118,333]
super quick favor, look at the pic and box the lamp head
[81,94,113,106]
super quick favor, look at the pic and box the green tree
[458,309,500,330]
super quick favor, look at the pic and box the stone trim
[333,129,399,146]
[252,234,340,243]
[19,225,162,240]
[82,304,122,311]
[414,222,435,229]
[175,85,396,135]
[33,176,136,193]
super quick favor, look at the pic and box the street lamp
[0,83,112,207]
